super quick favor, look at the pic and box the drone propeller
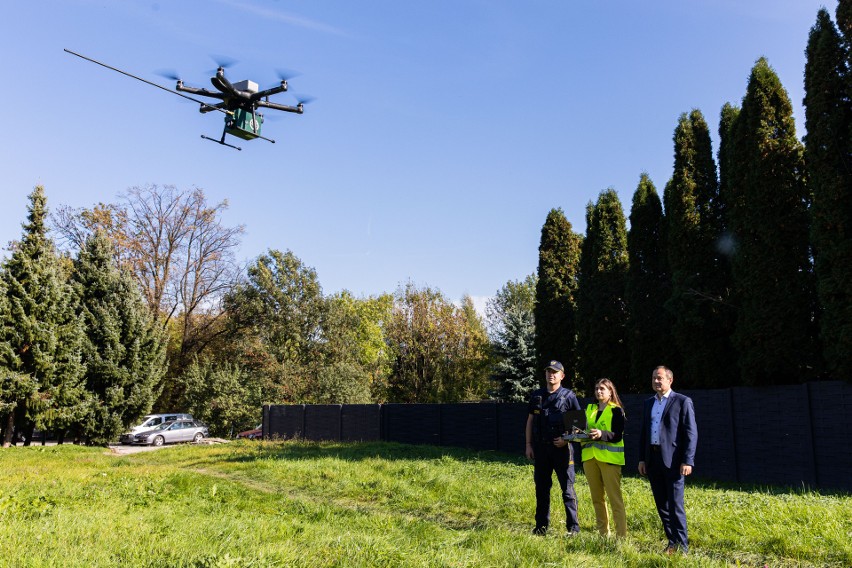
[293,94,315,107]
[155,69,183,82]
[209,54,238,73]
[275,68,301,82]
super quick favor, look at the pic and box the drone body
[227,107,264,141]
[65,49,309,150]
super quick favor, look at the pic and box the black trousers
[533,442,579,532]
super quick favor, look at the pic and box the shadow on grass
[216,439,850,497]
[679,476,851,498]
[222,439,529,467]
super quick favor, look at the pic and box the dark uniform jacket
[528,386,581,444]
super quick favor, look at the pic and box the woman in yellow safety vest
[581,378,626,537]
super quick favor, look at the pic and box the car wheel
[153,436,164,447]
[193,432,203,443]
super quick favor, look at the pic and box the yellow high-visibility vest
[581,403,625,465]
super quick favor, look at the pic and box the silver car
[119,413,194,444]
[130,420,208,446]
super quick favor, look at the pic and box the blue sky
[2,0,835,311]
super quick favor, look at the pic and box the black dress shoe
[532,526,548,536]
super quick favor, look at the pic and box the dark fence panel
[266,404,304,440]
[304,405,342,441]
[733,384,817,487]
[440,403,498,451]
[383,404,440,446]
[685,389,738,482]
[497,403,528,454]
[341,404,382,442]
[265,381,851,492]
[618,394,645,475]
[807,381,851,490]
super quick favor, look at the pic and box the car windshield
[152,422,173,431]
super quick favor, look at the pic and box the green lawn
[0,441,848,567]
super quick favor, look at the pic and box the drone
[64,49,310,150]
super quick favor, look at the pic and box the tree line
[513,5,850,397]
[0,185,492,445]
[1,5,849,443]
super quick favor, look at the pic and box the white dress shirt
[650,390,672,446]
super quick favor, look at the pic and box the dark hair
[595,378,625,418]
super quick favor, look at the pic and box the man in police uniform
[525,360,582,535]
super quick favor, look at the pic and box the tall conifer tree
[72,232,166,445]
[0,281,37,446]
[664,110,737,388]
[490,306,536,402]
[839,1,852,48]
[805,8,852,380]
[717,103,743,375]
[0,187,86,440]
[576,190,629,391]
[727,60,817,385]
[488,275,538,402]
[840,0,852,186]
[626,174,676,392]
[534,209,582,385]
[718,103,741,246]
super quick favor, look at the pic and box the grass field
[0,441,848,567]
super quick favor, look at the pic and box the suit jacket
[639,391,698,469]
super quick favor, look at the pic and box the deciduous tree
[316,291,393,403]
[455,295,493,400]
[385,283,490,402]
[486,275,537,340]
[182,359,260,438]
[223,249,325,403]
[52,185,244,376]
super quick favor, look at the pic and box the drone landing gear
[254,133,276,144]
[201,134,242,151]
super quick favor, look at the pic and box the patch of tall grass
[0,441,848,567]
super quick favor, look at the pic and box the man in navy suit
[638,366,698,554]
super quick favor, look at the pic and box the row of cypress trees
[533,5,850,393]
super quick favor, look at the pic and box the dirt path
[107,439,230,455]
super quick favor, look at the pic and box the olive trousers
[583,457,626,537]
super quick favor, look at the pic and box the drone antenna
[64,48,229,115]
